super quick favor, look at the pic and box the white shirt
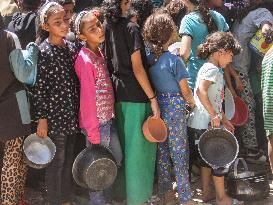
[188,62,224,130]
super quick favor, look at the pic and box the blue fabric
[179,10,229,89]
[9,42,38,86]
[149,52,189,93]
[157,93,192,202]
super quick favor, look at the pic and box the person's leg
[201,167,213,201]
[237,72,261,159]
[1,137,27,205]
[61,134,76,205]
[45,134,67,205]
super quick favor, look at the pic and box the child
[227,0,273,162]
[32,2,81,204]
[188,31,242,205]
[261,44,273,187]
[0,14,30,205]
[143,13,197,205]
[74,10,122,205]
[103,0,160,204]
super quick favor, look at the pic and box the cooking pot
[198,127,239,174]
[23,134,56,169]
[72,145,117,191]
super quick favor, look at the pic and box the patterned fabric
[75,47,114,144]
[235,72,258,151]
[157,93,192,203]
[1,137,27,205]
[32,39,80,137]
[261,50,273,135]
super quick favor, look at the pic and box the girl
[32,2,81,205]
[179,0,229,90]
[0,14,30,205]
[261,41,273,188]
[227,0,273,163]
[143,13,197,205]
[103,0,160,204]
[74,10,122,205]
[187,31,242,205]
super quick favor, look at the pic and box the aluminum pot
[23,134,56,169]
[72,145,117,191]
[198,127,239,174]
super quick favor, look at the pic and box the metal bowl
[23,134,56,169]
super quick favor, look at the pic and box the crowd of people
[0,0,273,205]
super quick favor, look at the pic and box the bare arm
[179,79,195,107]
[197,79,220,127]
[131,50,160,118]
[179,35,192,63]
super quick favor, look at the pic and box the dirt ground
[25,162,273,205]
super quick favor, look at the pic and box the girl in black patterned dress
[32,2,80,205]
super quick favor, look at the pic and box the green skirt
[113,102,157,205]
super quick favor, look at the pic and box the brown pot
[142,116,168,143]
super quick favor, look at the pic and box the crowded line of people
[0,0,273,205]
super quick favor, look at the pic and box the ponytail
[197,0,218,33]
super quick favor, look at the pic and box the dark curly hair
[127,0,154,28]
[143,13,176,59]
[188,0,218,33]
[102,0,123,24]
[160,0,187,28]
[197,31,241,59]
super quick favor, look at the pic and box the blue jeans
[85,119,122,205]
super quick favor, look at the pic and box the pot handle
[233,158,248,177]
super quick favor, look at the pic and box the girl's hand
[222,118,235,133]
[235,76,244,92]
[210,114,221,128]
[150,98,160,119]
[37,119,48,138]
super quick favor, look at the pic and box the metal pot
[23,134,56,169]
[198,128,239,174]
[72,145,117,191]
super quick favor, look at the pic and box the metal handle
[233,158,248,177]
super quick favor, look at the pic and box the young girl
[179,0,229,90]
[261,42,273,187]
[227,0,273,162]
[32,2,81,205]
[0,14,30,205]
[188,31,242,205]
[143,13,197,205]
[103,0,160,204]
[74,10,122,205]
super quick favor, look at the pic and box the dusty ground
[25,162,273,205]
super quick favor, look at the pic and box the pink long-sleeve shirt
[75,47,114,144]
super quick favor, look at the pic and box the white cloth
[232,8,273,73]
[188,62,224,129]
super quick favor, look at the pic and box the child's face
[121,0,132,15]
[43,9,69,38]
[63,3,75,23]
[80,15,105,45]
[219,50,234,68]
